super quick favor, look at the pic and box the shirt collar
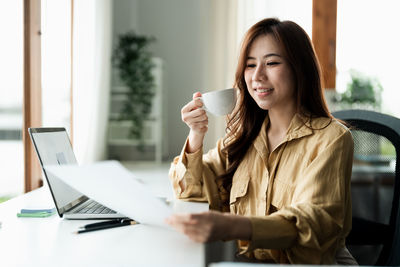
[253,113,315,155]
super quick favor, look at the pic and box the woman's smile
[254,87,274,97]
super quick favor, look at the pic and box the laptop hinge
[60,195,89,213]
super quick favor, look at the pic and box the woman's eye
[266,62,280,66]
[246,64,256,68]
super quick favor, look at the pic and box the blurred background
[1,0,399,206]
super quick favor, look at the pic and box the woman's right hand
[181,92,208,153]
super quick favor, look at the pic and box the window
[0,1,24,202]
[0,0,72,201]
[336,0,400,117]
[41,0,72,131]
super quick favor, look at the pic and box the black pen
[74,220,137,234]
[79,219,127,230]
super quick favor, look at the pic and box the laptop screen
[29,128,83,212]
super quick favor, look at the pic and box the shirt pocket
[229,175,250,214]
[270,178,295,210]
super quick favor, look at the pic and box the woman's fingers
[180,92,208,151]
[166,214,199,235]
[182,108,207,124]
[181,98,203,114]
[192,92,202,99]
[166,212,222,243]
[166,221,207,242]
[181,96,208,134]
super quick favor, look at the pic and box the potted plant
[337,70,384,160]
[112,31,156,143]
[338,70,383,110]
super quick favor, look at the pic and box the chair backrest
[332,109,400,266]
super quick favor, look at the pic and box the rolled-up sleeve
[246,130,354,264]
[169,138,229,210]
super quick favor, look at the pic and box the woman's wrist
[186,130,205,153]
[224,213,252,241]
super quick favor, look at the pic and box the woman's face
[244,34,296,112]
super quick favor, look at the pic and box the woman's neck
[266,105,297,153]
[267,106,297,136]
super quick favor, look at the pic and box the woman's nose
[252,65,266,81]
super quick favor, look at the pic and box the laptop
[29,127,126,219]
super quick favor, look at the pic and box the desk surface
[0,173,208,267]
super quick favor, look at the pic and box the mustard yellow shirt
[169,114,354,264]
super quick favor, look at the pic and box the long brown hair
[219,18,332,192]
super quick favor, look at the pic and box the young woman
[166,18,356,264]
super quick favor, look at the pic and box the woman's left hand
[165,210,230,242]
[165,210,252,243]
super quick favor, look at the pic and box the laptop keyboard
[73,200,117,214]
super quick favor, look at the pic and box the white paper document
[45,161,173,227]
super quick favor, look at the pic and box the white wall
[113,0,139,40]
[138,0,213,158]
[112,0,139,89]
[112,0,214,159]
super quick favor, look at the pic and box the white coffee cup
[200,88,236,116]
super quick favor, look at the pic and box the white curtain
[72,0,113,163]
[203,0,239,150]
[203,0,257,147]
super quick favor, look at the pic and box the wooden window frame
[70,0,74,144]
[312,0,337,90]
[23,0,74,192]
[23,0,42,192]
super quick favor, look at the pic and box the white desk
[0,172,208,267]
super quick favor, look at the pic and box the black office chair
[333,109,400,266]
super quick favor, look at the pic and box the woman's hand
[165,210,252,243]
[181,92,208,153]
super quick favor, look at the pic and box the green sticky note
[17,211,55,218]
[21,208,55,214]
